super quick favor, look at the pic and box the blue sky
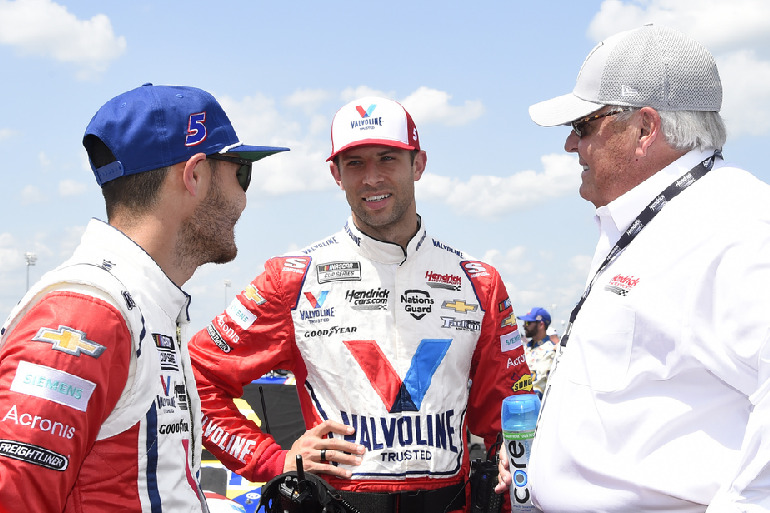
[1,0,769,337]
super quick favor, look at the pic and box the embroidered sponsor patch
[153,333,175,350]
[153,334,179,371]
[441,300,477,314]
[226,299,257,330]
[282,257,310,275]
[425,270,462,291]
[500,313,518,329]
[401,290,433,320]
[0,439,69,471]
[500,330,523,353]
[512,374,533,392]
[345,288,389,311]
[317,261,361,283]
[207,324,231,353]
[440,316,481,331]
[2,404,76,440]
[10,361,96,412]
[242,284,267,306]
[32,325,105,358]
[605,274,640,296]
[462,261,490,278]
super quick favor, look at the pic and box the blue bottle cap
[501,394,541,432]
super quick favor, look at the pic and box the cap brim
[224,145,290,162]
[528,92,605,127]
[326,139,417,162]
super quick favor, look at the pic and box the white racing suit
[0,219,207,512]
[189,217,532,512]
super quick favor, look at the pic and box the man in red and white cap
[189,96,533,512]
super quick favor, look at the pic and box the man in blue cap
[0,83,288,511]
[517,307,555,397]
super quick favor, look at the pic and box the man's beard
[177,176,242,268]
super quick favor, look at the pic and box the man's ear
[636,107,662,158]
[182,153,209,196]
[329,161,344,189]
[413,150,427,181]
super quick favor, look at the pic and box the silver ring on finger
[320,449,327,462]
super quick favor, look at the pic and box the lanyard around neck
[560,150,722,347]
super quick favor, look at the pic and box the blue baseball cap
[84,83,289,186]
[517,307,551,325]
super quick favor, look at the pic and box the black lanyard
[559,151,722,347]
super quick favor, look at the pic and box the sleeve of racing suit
[189,256,310,483]
[463,262,532,451]
[0,291,131,512]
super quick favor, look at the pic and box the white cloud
[219,92,300,147]
[401,87,484,127]
[719,50,770,137]
[481,246,532,276]
[59,179,87,197]
[340,86,395,103]
[588,0,770,137]
[0,128,16,141]
[20,184,42,204]
[0,233,19,269]
[0,0,126,79]
[590,0,770,53]
[416,153,580,218]
[284,89,332,115]
[38,151,51,168]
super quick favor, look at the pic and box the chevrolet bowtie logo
[500,313,517,329]
[33,326,106,358]
[441,300,478,314]
[243,284,266,305]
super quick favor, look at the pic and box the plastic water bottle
[501,394,541,512]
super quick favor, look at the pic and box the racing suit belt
[336,482,465,513]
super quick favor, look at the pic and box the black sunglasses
[571,107,633,137]
[207,154,252,192]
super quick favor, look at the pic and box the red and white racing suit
[0,219,207,512]
[189,217,532,511]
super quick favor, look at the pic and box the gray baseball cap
[529,24,722,127]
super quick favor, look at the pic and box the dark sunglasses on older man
[207,154,252,192]
[571,107,633,138]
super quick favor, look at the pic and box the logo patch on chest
[605,274,640,296]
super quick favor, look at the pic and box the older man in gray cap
[496,25,770,512]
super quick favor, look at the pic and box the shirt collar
[594,148,717,248]
[75,218,191,323]
[342,215,428,264]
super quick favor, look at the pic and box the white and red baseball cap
[327,96,420,161]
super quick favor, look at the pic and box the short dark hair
[84,135,170,220]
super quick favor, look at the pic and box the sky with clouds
[1,0,768,336]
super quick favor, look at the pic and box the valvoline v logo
[344,339,451,413]
[160,375,172,396]
[304,291,329,308]
[355,104,376,118]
